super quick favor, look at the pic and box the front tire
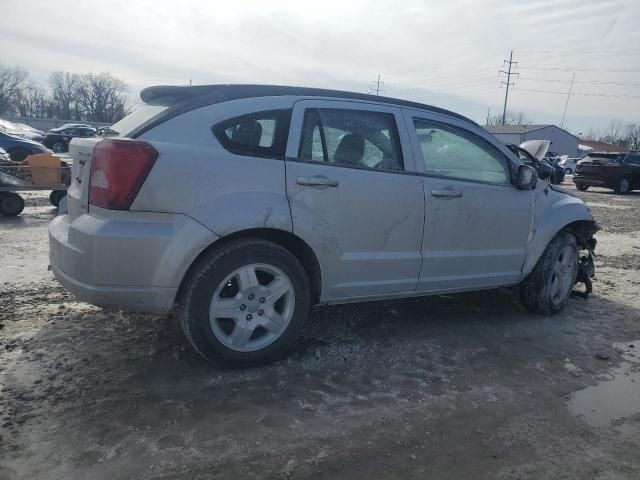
[52,142,66,153]
[564,168,573,175]
[576,183,589,191]
[179,239,311,368]
[520,232,579,314]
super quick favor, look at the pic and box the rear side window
[298,108,403,171]
[213,110,291,159]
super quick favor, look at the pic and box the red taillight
[89,138,158,210]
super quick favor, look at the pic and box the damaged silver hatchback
[48,85,598,367]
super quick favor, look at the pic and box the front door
[285,100,425,301]
[404,110,534,292]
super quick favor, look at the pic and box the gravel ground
[1,182,639,480]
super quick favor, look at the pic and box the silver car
[48,85,598,367]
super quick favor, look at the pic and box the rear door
[404,109,534,292]
[285,100,424,300]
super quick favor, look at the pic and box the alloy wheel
[209,263,295,352]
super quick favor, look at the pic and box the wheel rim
[620,179,629,193]
[549,245,578,305]
[53,143,64,153]
[209,263,295,353]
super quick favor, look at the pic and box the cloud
[1,0,639,131]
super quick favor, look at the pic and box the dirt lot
[1,182,639,480]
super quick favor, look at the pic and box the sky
[1,0,639,134]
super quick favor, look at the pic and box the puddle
[567,341,640,427]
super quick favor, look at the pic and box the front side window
[299,108,403,171]
[213,110,291,159]
[414,119,510,184]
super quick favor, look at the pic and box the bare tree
[0,65,29,115]
[76,73,128,123]
[486,110,532,126]
[14,83,51,118]
[49,71,81,120]
[624,123,640,151]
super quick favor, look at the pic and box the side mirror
[517,165,538,190]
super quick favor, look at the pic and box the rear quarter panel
[132,96,297,237]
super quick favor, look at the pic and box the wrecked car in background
[507,140,565,185]
[48,85,598,368]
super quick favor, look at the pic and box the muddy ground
[1,182,639,480]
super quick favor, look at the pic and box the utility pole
[486,107,491,125]
[499,51,519,125]
[368,74,384,95]
[560,72,575,129]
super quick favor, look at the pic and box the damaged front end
[569,222,599,299]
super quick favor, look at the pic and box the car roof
[139,84,478,127]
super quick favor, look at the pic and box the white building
[484,124,579,157]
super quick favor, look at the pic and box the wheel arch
[176,227,322,306]
[523,209,598,277]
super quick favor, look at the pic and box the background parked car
[574,152,640,193]
[0,130,50,161]
[43,125,97,153]
[0,118,45,143]
[558,156,582,174]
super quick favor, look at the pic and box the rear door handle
[296,175,339,187]
[431,189,462,198]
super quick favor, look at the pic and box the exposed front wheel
[576,183,589,191]
[179,239,311,368]
[0,192,25,216]
[564,168,573,175]
[52,142,66,153]
[520,232,579,314]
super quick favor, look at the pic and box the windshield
[108,104,169,137]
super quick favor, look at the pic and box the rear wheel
[564,168,573,175]
[520,231,579,314]
[614,177,630,194]
[52,142,66,153]
[49,190,67,208]
[179,239,311,368]
[576,183,589,191]
[0,193,25,216]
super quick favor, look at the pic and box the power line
[515,87,640,99]
[520,77,640,87]
[499,50,518,125]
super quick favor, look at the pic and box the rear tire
[49,190,66,208]
[614,177,630,194]
[576,184,589,191]
[52,142,66,153]
[564,168,573,175]
[0,193,25,216]
[179,239,311,368]
[520,231,579,315]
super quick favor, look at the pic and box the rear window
[109,104,170,137]
[212,110,291,160]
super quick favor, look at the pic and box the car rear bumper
[48,210,218,314]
